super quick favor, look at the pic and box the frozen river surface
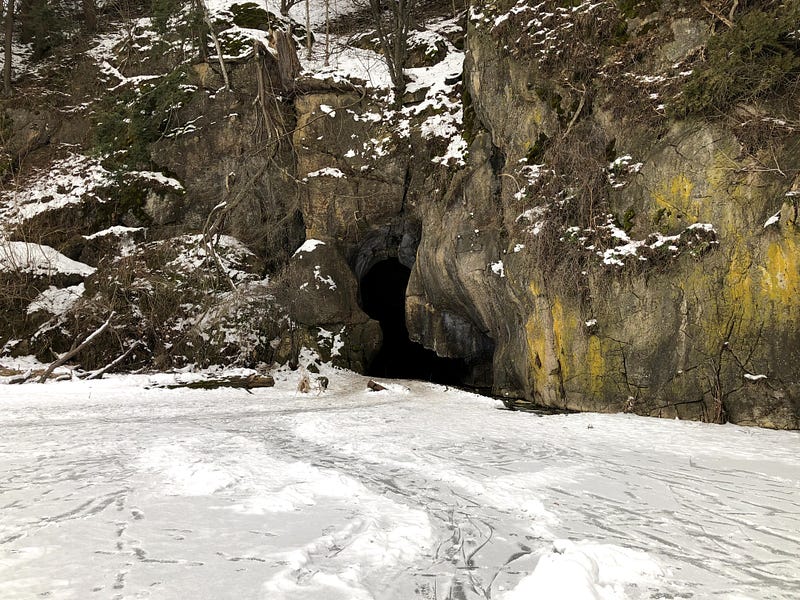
[1,368,799,599]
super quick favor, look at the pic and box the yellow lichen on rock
[652,174,696,230]
[724,246,757,327]
[586,335,606,396]
[761,237,800,310]
[549,297,578,379]
[524,283,597,406]
[524,310,559,406]
[718,234,800,334]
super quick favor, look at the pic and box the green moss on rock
[230,2,277,30]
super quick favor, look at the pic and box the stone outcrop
[288,2,799,428]
[1,1,798,428]
[397,1,799,428]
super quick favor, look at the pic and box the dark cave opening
[360,258,470,385]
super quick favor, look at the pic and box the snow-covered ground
[287,0,360,28]
[1,366,798,599]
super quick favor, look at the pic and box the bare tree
[2,0,12,97]
[367,0,417,102]
[280,0,302,16]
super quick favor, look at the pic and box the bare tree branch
[728,0,739,23]
[701,1,734,28]
[196,0,231,91]
[39,312,116,383]
[85,341,142,380]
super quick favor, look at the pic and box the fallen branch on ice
[38,312,115,383]
[84,341,142,380]
[149,374,275,391]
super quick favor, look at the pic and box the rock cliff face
[441,1,799,429]
[1,0,798,428]
[288,1,799,428]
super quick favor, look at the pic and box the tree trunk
[368,0,413,103]
[3,0,12,97]
[305,0,311,59]
[82,0,96,33]
[324,0,329,66]
[392,0,407,99]
[191,0,209,61]
[274,28,300,86]
[281,0,303,18]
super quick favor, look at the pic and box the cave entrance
[360,258,469,384]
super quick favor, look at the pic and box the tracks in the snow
[216,420,546,600]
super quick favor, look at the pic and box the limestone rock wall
[399,0,800,428]
[3,0,797,428]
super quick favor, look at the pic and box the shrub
[69,235,270,368]
[19,0,65,60]
[492,0,625,82]
[151,0,188,33]
[93,68,194,168]
[674,1,800,116]
[616,0,660,19]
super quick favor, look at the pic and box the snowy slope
[1,367,798,599]
[287,0,360,27]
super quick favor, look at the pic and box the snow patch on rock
[0,242,95,277]
[294,239,326,256]
[27,284,86,316]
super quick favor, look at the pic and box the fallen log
[154,374,275,391]
[8,369,33,384]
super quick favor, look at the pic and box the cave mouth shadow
[360,258,470,385]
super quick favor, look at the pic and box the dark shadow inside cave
[360,258,470,385]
